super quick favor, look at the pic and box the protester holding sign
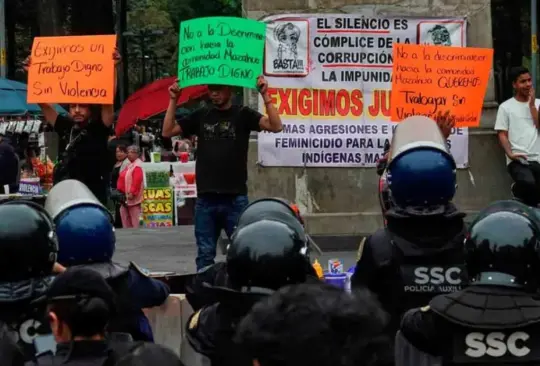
[23,37,120,205]
[162,16,281,270]
[495,66,540,207]
[163,75,282,270]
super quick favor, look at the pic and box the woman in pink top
[117,145,144,228]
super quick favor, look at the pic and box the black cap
[45,267,115,308]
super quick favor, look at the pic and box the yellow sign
[0,48,6,66]
[142,188,174,228]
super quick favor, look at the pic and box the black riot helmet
[465,200,540,291]
[235,197,309,250]
[237,197,305,231]
[227,219,311,293]
[0,200,58,282]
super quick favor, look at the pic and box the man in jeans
[495,66,540,206]
[162,78,282,270]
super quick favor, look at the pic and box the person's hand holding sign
[113,48,122,66]
[435,111,456,140]
[169,79,182,101]
[257,75,283,132]
[257,75,269,98]
[22,56,31,72]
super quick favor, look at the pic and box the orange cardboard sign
[390,44,493,128]
[27,35,117,104]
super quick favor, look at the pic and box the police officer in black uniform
[184,197,317,312]
[183,215,318,366]
[0,200,60,364]
[399,199,540,365]
[376,112,455,224]
[351,116,467,332]
[44,180,170,341]
[29,267,145,366]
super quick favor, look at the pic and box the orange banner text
[267,88,347,119]
[265,88,394,119]
[27,34,117,104]
[390,43,493,128]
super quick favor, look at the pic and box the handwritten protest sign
[142,188,174,228]
[27,35,117,104]
[390,44,493,128]
[177,17,266,89]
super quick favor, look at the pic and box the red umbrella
[115,76,208,136]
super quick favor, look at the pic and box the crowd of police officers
[1,115,540,366]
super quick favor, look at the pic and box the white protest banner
[258,15,469,168]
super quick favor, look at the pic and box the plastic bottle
[345,266,356,293]
[312,259,324,279]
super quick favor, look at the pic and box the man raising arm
[23,50,122,204]
[162,77,282,270]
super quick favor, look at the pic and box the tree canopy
[5,0,241,94]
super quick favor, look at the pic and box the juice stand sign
[142,188,173,228]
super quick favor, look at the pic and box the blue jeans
[194,194,249,270]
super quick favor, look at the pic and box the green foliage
[6,0,242,89]
[126,0,241,92]
[126,0,177,90]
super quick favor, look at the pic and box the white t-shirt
[494,97,540,165]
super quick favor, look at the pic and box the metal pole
[0,0,7,78]
[532,0,538,90]
[115,0,125,105]
[141,34,146,86]
[120,0,128,102]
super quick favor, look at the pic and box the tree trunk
[70,0,114,35]
[5,0,16,79]
[37,0,63,36]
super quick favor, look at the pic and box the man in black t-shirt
[24,51,121,205]
[162,77,283,270]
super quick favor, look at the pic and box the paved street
[114,226,359,274]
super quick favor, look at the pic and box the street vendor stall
[141,161,196,227]
[0,78,67,200]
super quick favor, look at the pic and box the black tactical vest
[448,326,540,365]
[369,228,467,319]
[0,278,54,361]
[430,286,540,366]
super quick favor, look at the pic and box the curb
[218,234,364,253]
[218,218,476,253]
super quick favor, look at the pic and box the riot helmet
[387,116,456,210]
[234,197,313,251]
[237,197,305,231]
[465,200,540,291]
[227,219,311,293]
[0,200,58,282]
[44,180,115,266]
